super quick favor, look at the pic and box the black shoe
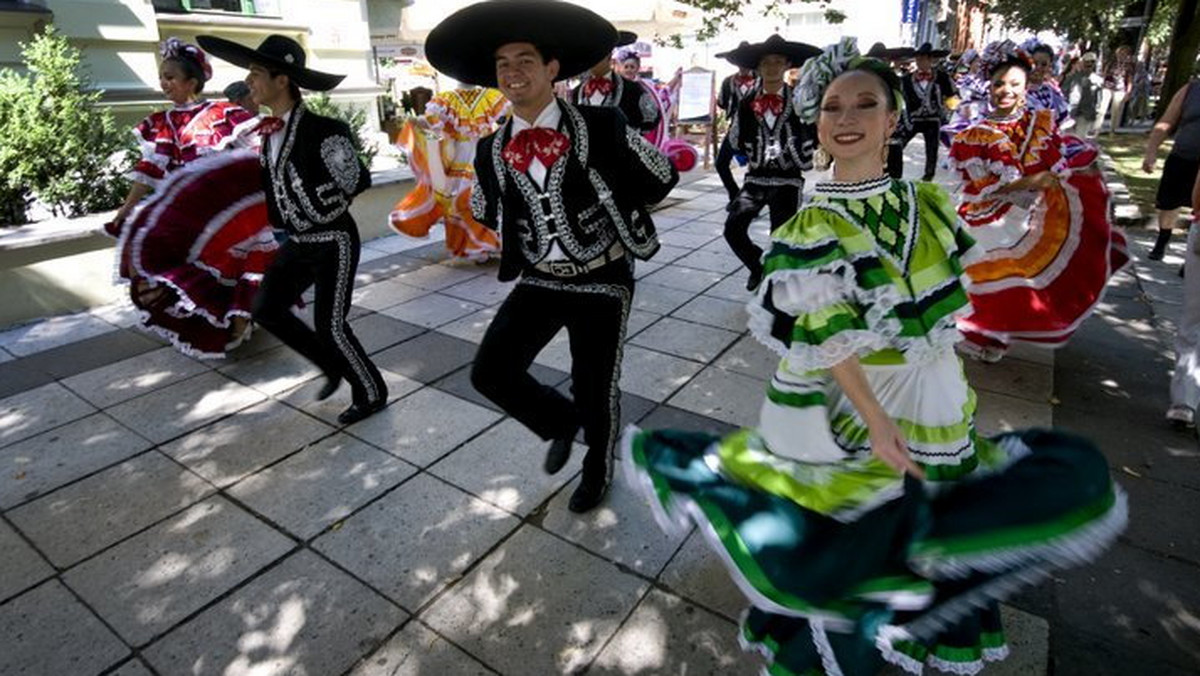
[316,375,342,401]
[1148,229,1172,261]
[568,473,609,513]
[337,400,386,425]
[544,429,578,475]
[746,267,763,292]
[921,174,935,182]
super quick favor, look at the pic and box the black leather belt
[533,241,625,277]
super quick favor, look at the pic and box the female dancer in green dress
[622,39,1126,675]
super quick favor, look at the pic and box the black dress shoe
[316,375,342,401]
[544,430,577,475]
[745,267,763,292]
[1148,229,1172,261]
[337,400,386,425]
[568,473,609,513]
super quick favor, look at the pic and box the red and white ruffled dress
[117,100,277,358]
[948,107,1128,358]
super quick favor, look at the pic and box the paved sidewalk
[1,157,1065,675]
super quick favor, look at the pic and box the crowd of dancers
[98,0,1148,672]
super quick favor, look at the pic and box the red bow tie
[752,94,784,118]
[734,74,756,88]
[915,72,934,83]
[256,116,284,136]
[583,76,614,98]
[503,128,571,173]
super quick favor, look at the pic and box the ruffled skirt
[957,141,1129,355]
[117,150,277,358]
[622,425,1126,675]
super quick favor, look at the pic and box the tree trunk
[1156,0,1200,118]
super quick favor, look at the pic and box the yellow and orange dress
[389,88,507,260]
[948,107,1128,358]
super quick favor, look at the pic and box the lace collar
[812,175,893,198]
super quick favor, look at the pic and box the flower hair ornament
[160,37,213,82]
[793,37,905,124]
[977,40,1033,77]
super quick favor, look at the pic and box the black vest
[572,72,660,133]
[727,84,814,188]
[471,100,679,282]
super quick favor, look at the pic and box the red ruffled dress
[117,100,277,358]
[948,107,1128,358]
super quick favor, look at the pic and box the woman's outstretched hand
[868,417,925,479]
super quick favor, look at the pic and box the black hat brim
[913,46,951,58]
[425,0,617,87]
[197,35,345,91]
[867,45,916,61]
[616,31,638,47]
[724,39,822,70]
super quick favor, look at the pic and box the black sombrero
[196,34,344,91]
[866,42,915,61]
[723,35,821,70]
[913,42,950,58]
[715,41,750,64]
[617,31,638,47]
[424,0,616,87]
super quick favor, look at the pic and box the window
[152,0,280,16]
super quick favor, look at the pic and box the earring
[814,144,832,171]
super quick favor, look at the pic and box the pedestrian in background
[1097,45,1134,134]
[1063,52,1102,138]
[1142,77,1200,260]
[223,80,257,114]
[1166,167,1200,429]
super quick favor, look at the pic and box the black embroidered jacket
[471,100,679,282]
[572,72,661,133]
[260,103,371,237]
[900,70,957,123]
[727,83,814,188]
[717,73,759,117]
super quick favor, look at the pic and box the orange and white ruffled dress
[390,88,508,260]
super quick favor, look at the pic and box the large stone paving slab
[106,372,266,444]
[352,277,430,312]
[0,382,97,449]
[703,274,756,303]
[159,400,334,488]
[61,346,209,408]
[373,331,478,383]
[0,311,117,356]
[421,525,649,675]
[216,346,321,396]
[8,451,213,568]
[541,472,687,577]
[394,262,486,291]
[347,387,502,467]
[349,313,427,354]
[228,433,416,540]
[348,620,494,676]
[618,345,705,402]
[632,283,696,315]
[963,356,1054,402]
[0,580,130,675]
[436,306,499,344]
[974,390,1052,436]
[314,473,519,610]
[63,496,294,647]
[379,293,485,329]
[713,335,777,381]
[637,406,739,437]
[441,274,516,306]
[0,413,153,509]
[142,550,406,676]
[658,531,747,622]
[628,317,740,363]
[432,362,569,412]
[671,294,750,332]
[668,366,765,428]
[639,266,725,294]
[590,589,763,676]
[429,418,576,516]
[0,519,53,602]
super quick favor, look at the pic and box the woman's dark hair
[619,50,641,66]
[840,58,903,112]
[1030,44,1055,60]
[165,55,205,94]
[988,55,1031,79]
[268,69,304,102]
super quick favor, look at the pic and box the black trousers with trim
[724,182,801,277]
[890,118,942,180]
[471,261,633,482]
[715,135,740,200]
[252,226,386,407]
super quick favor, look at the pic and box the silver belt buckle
[547,260,578,277]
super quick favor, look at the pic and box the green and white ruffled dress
[622,176,1126,675]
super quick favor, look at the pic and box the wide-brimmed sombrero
[913,42,950,58]
[865,42,915,61]
[196,34,344,91]
[715,41,750,64]
[617,31,638,47]
[425,0,617,87]
[722,35,821,70]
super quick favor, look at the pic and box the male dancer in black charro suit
[572,31,661,134]
[425,0,679,512]
[199,34,387,425]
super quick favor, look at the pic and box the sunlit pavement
[0,140,1193,675]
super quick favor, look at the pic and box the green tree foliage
[988,0,1126,44]
[0,27,132,223]
[668,0,819,45]
[305,92,378,168]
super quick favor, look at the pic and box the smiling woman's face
[817,70,896,168]
[989,64,1027,115]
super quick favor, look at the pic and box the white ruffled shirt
[510,99,567,261]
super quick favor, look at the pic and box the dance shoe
[544,427,578,474]
[316,375,342,401]
[568,472,609,513]
[338,400,386,425]
[745,267,763,292]
[1148,229,1173,261]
